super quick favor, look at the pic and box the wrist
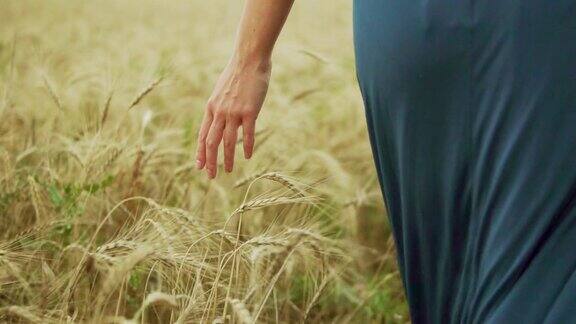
[230,51,272,73]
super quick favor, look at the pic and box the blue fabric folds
[353,1,576,323]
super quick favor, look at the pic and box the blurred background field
[0,0,408,322]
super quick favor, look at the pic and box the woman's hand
[195,0,294,179]
[196,57,271,178]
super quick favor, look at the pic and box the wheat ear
[42,75,63,110]
[128,76,163,110]
[227,298,254,324]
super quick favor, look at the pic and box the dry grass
[0,0,408,323]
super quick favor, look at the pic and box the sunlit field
[0,1,408,322]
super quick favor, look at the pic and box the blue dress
[353,1,576,323]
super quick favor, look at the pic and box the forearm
[231,0,295,68]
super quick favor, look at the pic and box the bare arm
[196,0,295,179]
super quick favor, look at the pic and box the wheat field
[0,0,408,322]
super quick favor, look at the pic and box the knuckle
[244,109,257,119]
[229,109,242,119]
[206,99,216,110]
[213,109,226,119]
[206,139,217,149]
[245,109,256,118]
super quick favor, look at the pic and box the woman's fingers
[198,105,257,178]
[196,110,214,170]
[242,117,256,159]
[205,114,226,178]
[223,116,240,173]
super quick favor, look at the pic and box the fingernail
[196,159,202,169]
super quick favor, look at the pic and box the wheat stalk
[62,243,115,272]
[95,246,154,314]
[291,87,321,102]
[304,270,335,320]
[128,76,163,110]
[235,171,305,197]
[42,75,64,110]
[233,170,267,188]
[231,195,312,215]
[227,298,254,324]
[0,306,43,323]
[27,176,45,221]
[96,240,138,254]
[85,145,123,181]
[298,49,329,63]
[100,90,114,129]
[132,292,183,321]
